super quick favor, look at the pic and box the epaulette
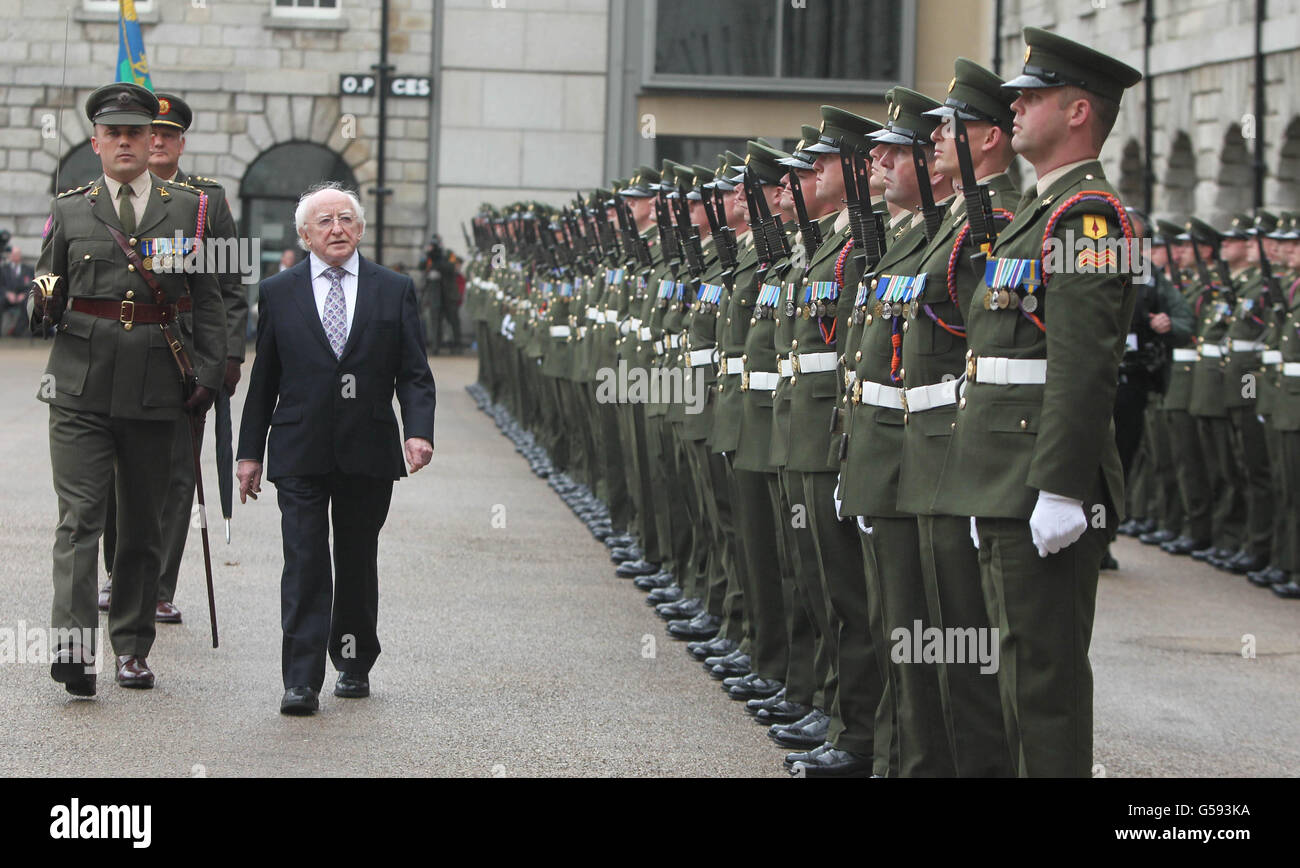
[186,175,224,188]
[56,183,92,199]
[163,179,201,195]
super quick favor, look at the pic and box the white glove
[970,516,979,550]
[1028,491,1087,558]
[857,517,872,535]
[833,474,844,522]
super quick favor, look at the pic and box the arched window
[1214,124,1252,225]
[1161,131,1196,220]
[1273,116,1300,211]
[240,141,357,283]
[1117,138,1143,207]
[51,141,103,194]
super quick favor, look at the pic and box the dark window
[781,0,901,80]
[654,0,776,77]
[654,135,800,169]
[650,0,904,91]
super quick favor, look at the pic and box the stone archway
[49,141,103,194]
[1161,131,1196,220]
[1214,124,1253,226]
[1117,138,1143,207]
[1273,116,1300,211]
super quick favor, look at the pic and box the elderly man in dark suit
[236,181,436,716]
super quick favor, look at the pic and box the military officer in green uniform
[897,59,1022,776]
[931,28,1143,777]
[98,91,248,622]
[34,83,226,695]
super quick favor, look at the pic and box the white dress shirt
[308,250,358,336]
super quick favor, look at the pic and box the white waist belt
[586,307,599,321]
[686,348,715,366]
[667,333,682,348]
[748,372,779,391]
[1172,348,1198,362]
[629,317,642,331]
[1199,344,1223,359]
[797,352,838,373]
[1284,363,1300,377]
[549,325,571,338]
[903,380,959,413]
[726,357,744,375]
[1262,350,1283,365]
[861,380,904,409]
[1231,340,1265,353]
[638,327,652,340]
[975,357,1047,385]
[779,359,794,378]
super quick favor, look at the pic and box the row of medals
[983,286,1039,312]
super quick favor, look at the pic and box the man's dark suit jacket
[237,255,436,481]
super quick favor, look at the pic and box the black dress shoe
[50,646,96,697]
[1247,566,1287,587]
[334,672,370,698]
[114,655,154,689]
[280,687,320,715]
[656,597,704,620]
[609,546,642,564]
[790,747,873,778]
[690,636,737,661]
[97,577,112,612]
[1133,518,1158,535]
[615,559,659,578]
[1192,545,1232,563]
[634,571,675,591]
[710,657,752,679]
[783,741,831,769]
[1162,536,1210,556]
[604,533,636,549]
[723,671,759,689]
[667,613,720,640]
[646,585,682,605]
[705,647,746,667]
[746,687,786,714]
[1225,552,1267,575]
[1100,549,1118,570]
[729,676,783,700]
[1116,518,1140,536]
[1271,580,1300,599]
[1139,528,1178,545]
[756,700,812,724]
[770,709,830,749]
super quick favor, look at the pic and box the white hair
[295,181,366,250]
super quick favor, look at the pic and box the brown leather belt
[70,296,192,328]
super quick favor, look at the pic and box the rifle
[614,196,653,272]
[1255,229,1283,315]
[741,166,773,273]
[1189,234,1234,309]
[747,166,791,265]
[953,117,997,265]
[654,189,684,273]
[787,168,824,259]
[1161,237,1184,294]
[705,186,738,280]
[672,184,706,278]
[839,148,886,271]
[911,138,942,242]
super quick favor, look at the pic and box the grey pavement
[1,341,1297,777]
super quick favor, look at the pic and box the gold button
[127,264,135,272]
[904,413,909,424]
[129,236,137,245]
[855,350,862,362]
[866,314,873,325]
[902,320,909,332]
[967,361,976,378]
[83,254,91,260]
[950,422,956,430]
[750,317,757,325]
[1020,419,1028,430]
[966,348,973,360]
[791,376,798,385]
[123,322,133,331]
[959,397,967,410]
[791,339,798,350]
[726,318,731,325]
[899,368,905,379]
[741,354,748,362]
[125,290,134,299]
[1085,174,1095,180]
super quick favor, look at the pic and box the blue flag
[116,0,153,90]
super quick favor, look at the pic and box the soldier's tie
[117,185,135,235]
[322,265,348,358]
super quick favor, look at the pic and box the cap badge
[158,97,170,115]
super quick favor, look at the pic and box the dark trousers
[275,471,394,693]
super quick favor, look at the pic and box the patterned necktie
[322,266,348,358]
[117,185,135,235]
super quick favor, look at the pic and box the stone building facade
[997,0,1300,224]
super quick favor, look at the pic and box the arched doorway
[51,141,103,194]
[1274,116,1300,211]
[1161,131,1196,220]
[240,141,357,283]
[1214,124,1252,226]
[1117,138,1143,207]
